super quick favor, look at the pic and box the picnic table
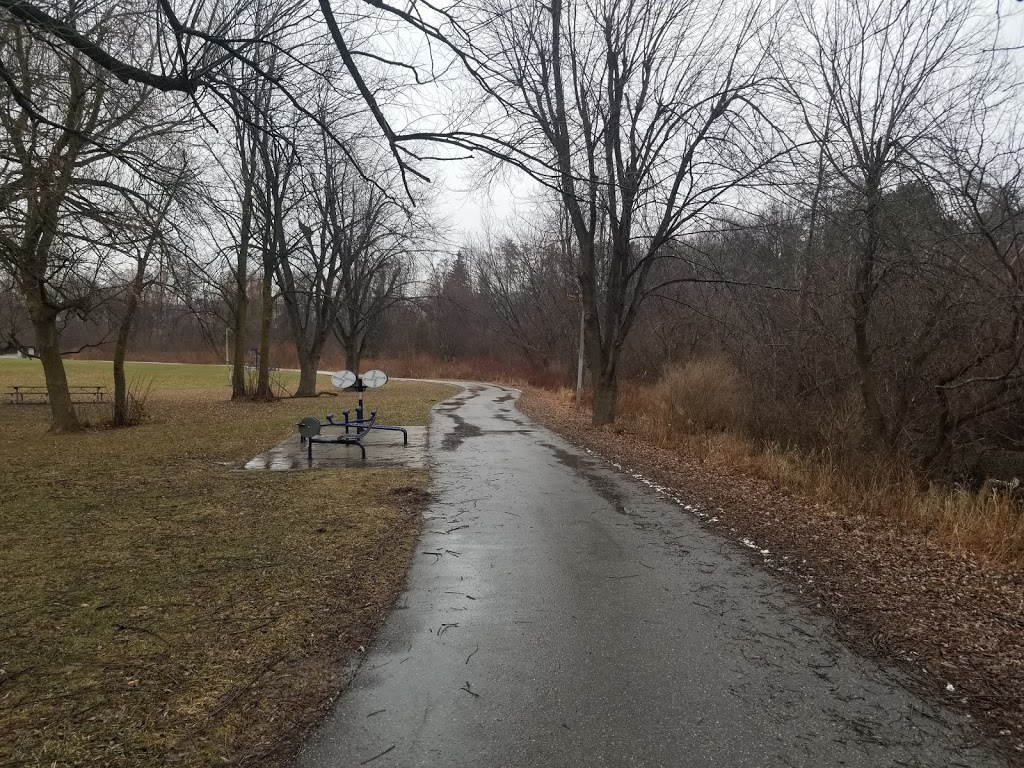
[6,385,108,404]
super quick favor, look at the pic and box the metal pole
[576,305,585,406]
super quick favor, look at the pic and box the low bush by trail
[616,360,1024,564]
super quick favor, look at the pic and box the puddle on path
[440,413,483,451]
[244,426,428,471]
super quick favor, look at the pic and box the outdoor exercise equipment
[331,370,357,389]
[298,369,408,461]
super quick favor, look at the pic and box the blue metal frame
[297,375,409,461]
[325,411,408,445]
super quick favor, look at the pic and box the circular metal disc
[331,370,357,389]
[298,416,322,439]
[362,369,388,388]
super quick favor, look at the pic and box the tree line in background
[0,0,1021,483]
[0,0,430,429]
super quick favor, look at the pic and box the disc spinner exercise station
[297,369,408,461]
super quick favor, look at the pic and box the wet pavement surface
[244,427,426,470]
[296,384,1006,768]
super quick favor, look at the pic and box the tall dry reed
[607,361,1024,564]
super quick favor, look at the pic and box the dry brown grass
[554,365,1024,565]
[357,354,570,390]
[648,359,750,433]
[72,348,573,390]
[0,359,459,767]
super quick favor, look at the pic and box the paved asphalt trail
[296,384,1005,768]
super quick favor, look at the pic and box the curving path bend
[296,383,1005,768]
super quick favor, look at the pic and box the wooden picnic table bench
[6,385,108,404]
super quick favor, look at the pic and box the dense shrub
[654,359,750,434]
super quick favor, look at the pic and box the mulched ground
[520,388,1024,763]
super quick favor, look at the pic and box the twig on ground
[360,745,395,764]
[207,655,284,720]
[114,624,169,645]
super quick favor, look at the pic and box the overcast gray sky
[412,0,1024,250]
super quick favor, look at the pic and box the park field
[0,359,458,766]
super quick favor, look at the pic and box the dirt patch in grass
[519,387,1024,763]
[0,359,459,766]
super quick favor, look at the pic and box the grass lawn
[0,359,459,767]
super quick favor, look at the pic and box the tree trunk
[112,295,139,426]
[795,132,828,397]
[113,331,127,426]
[231,180,253,400]
[231,304,248,399]
[592,373,618,427]
[344,348,360,375]
[26,300,80,433]
[294,349,320,397]
[279,277,325,398]
[921,389,955,474]
[255,266,273,400]
[852,304,886,444]
[580,291,618,427]
[853,179,888,448]
[344,330,365,375]
[112,259,150,426]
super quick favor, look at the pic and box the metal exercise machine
[298,369,408,460]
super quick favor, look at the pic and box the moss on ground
[0,359,459,766]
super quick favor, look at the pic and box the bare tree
[0,0,447,196]
[0,267,28,352]
[924,115,1024,468]
[277,133,357,395]
[328,188,417,376]
[0,5,179,431]
[790,0,998,450]
[250,117,296,397]
[109,157,194,425]
[440,0,784,423]
[470,215,578,372]
[219,63,264,399]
